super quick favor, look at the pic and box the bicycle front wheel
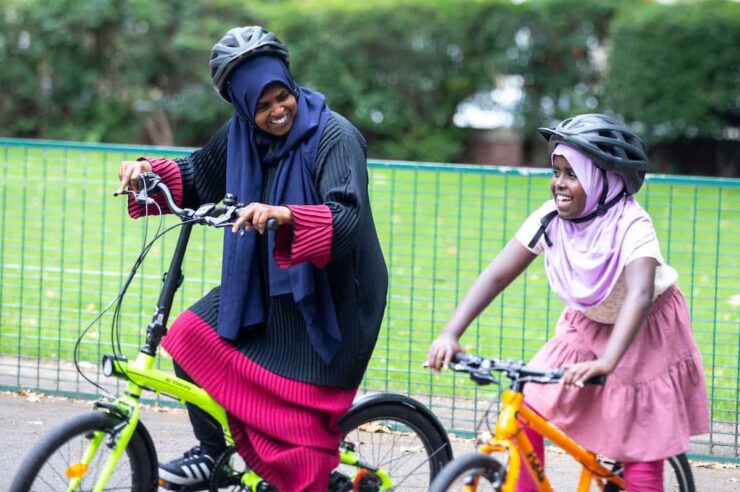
[337,402,450,490]
[430,452,505,492]
[10,411,156,492]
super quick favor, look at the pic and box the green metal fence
[1,138,738,460]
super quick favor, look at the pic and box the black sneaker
[158,446,216,491]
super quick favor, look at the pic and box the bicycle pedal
[328,470,353,492]
[353,469,383,492]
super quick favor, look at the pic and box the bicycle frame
[76,204,391,491]
[477,389,626,492]
[67,218,231,491]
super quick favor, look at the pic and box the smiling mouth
[555,194,573,204]
[269,114,290,127]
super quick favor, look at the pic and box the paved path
[2,390,738,490]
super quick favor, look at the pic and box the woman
[117,26,388,491]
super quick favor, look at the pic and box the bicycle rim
[604,453,695,492]
[11,412,152,491]
[666,454,695,492]
[337,403,449,490]
[430,453,505,492]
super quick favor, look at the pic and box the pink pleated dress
[523,285,709,462]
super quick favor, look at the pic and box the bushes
[1,0,737,173]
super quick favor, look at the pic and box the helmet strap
[568,188,627,224]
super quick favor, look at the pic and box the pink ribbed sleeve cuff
[128,157,183,218]
[274,205,333,269]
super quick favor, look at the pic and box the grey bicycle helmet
[538,113,649,194]
[210,26,290,103]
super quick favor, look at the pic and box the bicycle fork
[63,396,141,492]
[480,390,555,492]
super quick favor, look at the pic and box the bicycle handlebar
[450,352,606,387]
[121,172,278,231]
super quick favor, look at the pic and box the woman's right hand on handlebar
[426,333,462,371]
[116,160,153,195]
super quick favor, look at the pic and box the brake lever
[202,206,279,232]
[469,370,499,386]
[204,205,238,227]
[117,189,155,206]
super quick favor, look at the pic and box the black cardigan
[174,113,388,390]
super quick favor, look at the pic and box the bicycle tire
[429,452,505,492]
[337,401,451,490]
[603,453,695,492]
[10,411,156,492]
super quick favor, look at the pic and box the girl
[117,26,388,491]
[426,114,709,491]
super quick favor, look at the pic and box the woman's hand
[561,358,614,388]
[232,203,293,235]
[425,334,462,371]
[116,160,152,194]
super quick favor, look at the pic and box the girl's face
[254,82,297,137]
[550,154,587,218]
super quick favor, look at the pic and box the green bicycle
[10,173,453,491]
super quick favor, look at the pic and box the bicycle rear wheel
[337,402,451,490]
[604,453,695,492]
[10,411,156,492]
[665,454,696,492]
[429,452,505,492]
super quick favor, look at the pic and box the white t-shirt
[514,202,678,324]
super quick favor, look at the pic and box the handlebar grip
[585,374,606,385]
[266,218,279,231]
[451,352,476,365]
[551,368,606,385]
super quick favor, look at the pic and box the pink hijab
[543,144,656,310]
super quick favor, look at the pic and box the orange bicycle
[430,352,695,491]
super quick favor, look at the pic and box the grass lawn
[1,141,739,429]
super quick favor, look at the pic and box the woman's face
[550,154,587,218]
[254,82,297,137]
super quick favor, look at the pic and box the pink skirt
[523,285,709,462]
[162,310,357,491]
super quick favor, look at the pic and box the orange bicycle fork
[478,390,626,492]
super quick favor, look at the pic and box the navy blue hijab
[218,55,341,364]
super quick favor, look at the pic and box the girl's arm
[426,238,537,370]
[562,256,657,386]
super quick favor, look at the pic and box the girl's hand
[562,358,613,388]
[116,160,152,194]
[232,203,293,235]
[425,334,462,371]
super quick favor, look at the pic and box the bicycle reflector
[102,355,114,377]
[102,354,127,378]
[66,463,88,479]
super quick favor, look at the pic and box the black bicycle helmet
[210,26,290,103]
[538,113,649,195]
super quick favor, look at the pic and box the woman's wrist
[278,205,293,225]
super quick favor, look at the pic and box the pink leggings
[515,426,664,491]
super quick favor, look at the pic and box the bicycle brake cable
[73,199,200,396]
[73,199,162,395]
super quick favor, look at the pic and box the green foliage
[0,0,259,143]
[509,0,621,133]
[0,0,738,171]
[267,0,508,161]
[606,1,740,144]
